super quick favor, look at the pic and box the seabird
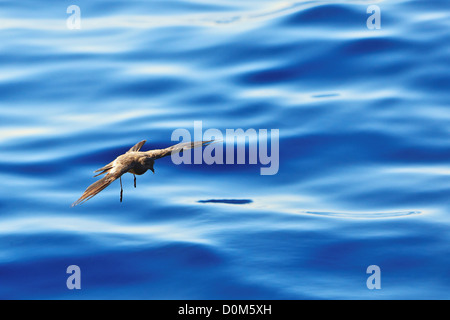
[72,139,212,207]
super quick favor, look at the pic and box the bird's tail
[93,162,114,177]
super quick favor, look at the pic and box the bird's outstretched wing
[145,140,213,160]
[72,164,131,207]
[127,140,146,153]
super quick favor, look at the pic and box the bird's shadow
[197,199,253,205]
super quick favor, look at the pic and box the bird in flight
[72,139,212,207]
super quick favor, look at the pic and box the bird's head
[144,158,155,174]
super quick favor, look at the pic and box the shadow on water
[198,199,253,205]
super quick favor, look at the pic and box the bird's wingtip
[204,139,221,145]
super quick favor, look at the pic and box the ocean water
[0,0,449,299]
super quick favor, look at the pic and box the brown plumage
[71,139,213,207]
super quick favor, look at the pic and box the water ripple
[300,210,422,219]
[0,0,385,31]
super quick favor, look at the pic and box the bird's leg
[134,174,136,188]
[120,176,123,202]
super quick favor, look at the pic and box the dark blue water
[1,0,449,299]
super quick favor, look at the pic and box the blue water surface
[0,0,449,299]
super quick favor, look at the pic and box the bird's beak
[151,168,155,174]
